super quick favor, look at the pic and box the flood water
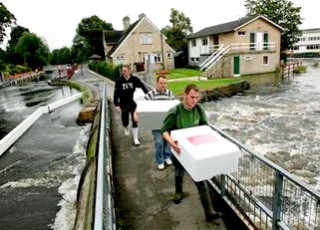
[204,60,320,189]
[0,81,90,229]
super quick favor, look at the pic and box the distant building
[187,15,283,78]
[103,14,175,72]
[292,28,320,56]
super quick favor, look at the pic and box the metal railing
[208,124,320,230]
[94,81,320,229]
[94,84,116,230]
[200,42,277,56]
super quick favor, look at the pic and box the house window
[263,32,269,50]
[262,55,269,65]
[250,33,255,50]
[238,31,246,36]
[154,53,162,63]
[191,40,196,47]
[167,52,173,59]
[140,33,152,44]
[202,38,208,46]
[116,55,124,60]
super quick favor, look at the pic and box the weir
[0,93,82,157]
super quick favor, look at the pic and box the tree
[75,15,113,58]
[6,25,30,64]
[50,47,73,65]
[15,32,49,69]
[161,8,193,52]
[0,2,16,44]
[244,0,302,51]
[71,34,89,64]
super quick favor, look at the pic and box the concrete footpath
[74,69,248,230]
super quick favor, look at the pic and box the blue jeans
[152,130,172,164]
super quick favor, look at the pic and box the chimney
[123,16,130,31]
[138,13,146,19]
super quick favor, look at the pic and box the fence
[281,62,302,78]
[208,124,320,230]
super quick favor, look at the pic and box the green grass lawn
[155,68,275,96]
[159,68,204,79]
[168,78,244,96]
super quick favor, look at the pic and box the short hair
[122,64,131,70]
[184,84,200,94]
[156,75,167,82]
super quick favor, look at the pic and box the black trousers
[121,104,138,128]
[172,156,215,216]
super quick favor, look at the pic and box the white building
[293,28,320,54]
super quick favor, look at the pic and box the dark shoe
[172,192,189,204]
[172,192,183,204]
[205,212,223,222]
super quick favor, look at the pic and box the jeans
[152,130,172,164]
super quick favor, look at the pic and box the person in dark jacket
[114,64,148,146]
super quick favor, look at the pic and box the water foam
[51,124,90,230]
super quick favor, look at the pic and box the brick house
[103,14,175,72]
[188,15,283,78]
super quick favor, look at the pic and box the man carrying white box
[161,84,223,222]
[143,75,176,170]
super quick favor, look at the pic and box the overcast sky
[1,0,317,51]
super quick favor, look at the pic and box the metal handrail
[208,123,320,229]
[94,84,116,230]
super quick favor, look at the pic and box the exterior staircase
[200,45,230,71]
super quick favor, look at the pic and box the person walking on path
[144,75,175,170]
[114,64,148,146]
[161,84,223,222]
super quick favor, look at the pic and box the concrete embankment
[200,81,250,102]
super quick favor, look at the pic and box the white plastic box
[136,100,180,130]
[170,125,240,182]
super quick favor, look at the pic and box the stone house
[188,15,283,78]
[103,14,175,72]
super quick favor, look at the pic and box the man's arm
[163,131,180,154]
[135,77,149,94]
[113,81,121,112]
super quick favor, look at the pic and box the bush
[293,65,307,74]
[88,61,121,81]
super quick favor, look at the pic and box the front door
[233,56,240,77]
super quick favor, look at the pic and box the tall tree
[244,0,302,51]
[161,8,193,52]
[75,15,113,58]
[6,25,30,64]
[50,47,73,65]
[71,34,88,64]
[0,2,16,44]
[15,32,49,69]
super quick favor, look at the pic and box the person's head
[156,75,168,92]
[183,84,201,109]
[122,64,131,78]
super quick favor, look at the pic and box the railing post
[220,174,226,196]
[272,171,283,230]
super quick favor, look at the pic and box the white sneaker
[124,126,130,136]
[165,158,172,165]
[158,163,165,170]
